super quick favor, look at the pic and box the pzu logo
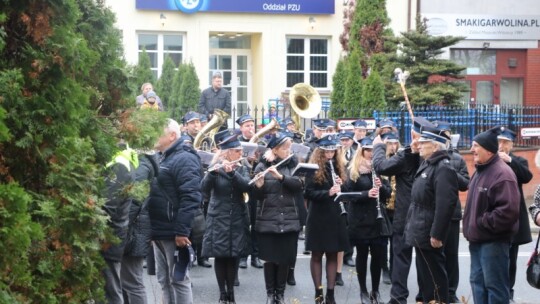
[174,0,203,14]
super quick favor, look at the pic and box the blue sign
[136,0,335,15]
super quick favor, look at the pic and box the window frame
[286,36,330,89]
[137,32,185,78]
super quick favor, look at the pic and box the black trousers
[509,242,520,299]
[415,246,449,304]
[389,232,413,304]
[444,220,460,298]
[248,198,259,258]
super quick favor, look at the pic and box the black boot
[335,272,344,286]
[275,264,289,304]
[218,291,228,304]
[227,290,236,304]
[370,290,382,304]
[315,288,324,304]
[287,267,296,286]
[264,263,276,304]
[325,288,336,304]
[360,291,370,304]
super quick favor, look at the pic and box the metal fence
[179,101,540,149]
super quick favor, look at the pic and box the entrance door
[209,50,251,126]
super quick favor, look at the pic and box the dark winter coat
[345,172,391,240]
[252,155,302,234]
[463,155,520,243]
[200,164,251,258]
[507,153,533,245]
[405,151,458,249]
[124,154,159,257]
[447,150,470,221]
[304,162,350,252]
[372,143,420,234]
[101,151,137,262]
[198,86,231,116]
[148,139,202,240]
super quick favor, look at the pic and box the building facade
[106,0,540,116]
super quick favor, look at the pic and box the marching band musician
[236,114,264,270]
[371,117,430,304]
[345,136,391,304]
[352,119,368,150]
[200,133,251,304]
[182,111,201,142]
[379,131,401,285]
[280,117,303,144]
[338,131,356,164]
[304,134,350,304]
[251,132,303,304]
[404,126,458,304]
[431,121,470,304]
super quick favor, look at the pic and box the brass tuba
[249,117,280,144]
[194,109,229,150]
[289,83,322,128]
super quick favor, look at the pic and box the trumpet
[372,165,383,220]
[207,158,245,173]
[329,160,347,217]
[248,154,294,185]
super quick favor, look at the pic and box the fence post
[508,108,515,130]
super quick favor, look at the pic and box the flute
[207,158,245,172]
[329,160,347,216]
[248,154,294,185]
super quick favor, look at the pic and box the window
[138,33,184,78]
[450,49,496,75]
[286,38,329,88]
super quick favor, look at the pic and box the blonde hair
[348,147,370,182]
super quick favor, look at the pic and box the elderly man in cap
[405,125,458,304]
[198,71,231,131]
[235,114,264,271]
[463,127,520,304]
[497,127,533,302]
[372,117,431,304]
[428,121,470,304]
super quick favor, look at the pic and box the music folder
[291,163,319,178]
[334,192,364,202]
[197,150,215,167]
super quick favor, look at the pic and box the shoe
[287,268,296,286]
[197,258,212,268]
[239,257,248,269]
[303,250,311,255]
[218,291,228,304]
[315,288,324,304]
[227,290,236,304]
[275,292,285,304]
[382,268,391,285]
[370,290,382,304]
[251,257,263,268]
[325,294,336,304]
[234,276,240,286]
[360,291,370,304]
[266,292,275,304]
[344,257,355,267]
[335,272,344,286]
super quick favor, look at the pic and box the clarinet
[372,164,383,220]
[329,160,347,216]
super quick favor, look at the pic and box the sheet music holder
[291,143,311,161]
[197,150,215,167]
[240,142,266,158]
[334,192,364,202]
[291,163,319,178]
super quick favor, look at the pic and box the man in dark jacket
[198,71,231,131]
[102,145,138,303]
[463,127,520,304]
[497,127,533,302]
[372,117,430,304]
[148,118,202,304]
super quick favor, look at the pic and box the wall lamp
[160,13,166,27]
[309,16,316,29]
[483,42,490,49]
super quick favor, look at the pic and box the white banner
[424,14,540,40]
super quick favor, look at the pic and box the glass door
[209,51,251,126]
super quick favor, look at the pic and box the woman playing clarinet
[252,132,303,304]
[201,134,251,304]
[305,134,350,304]
[345,137,391,304]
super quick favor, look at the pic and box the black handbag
[527,232,540,289]
[124,197,150,256]
[378,206,392,237]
